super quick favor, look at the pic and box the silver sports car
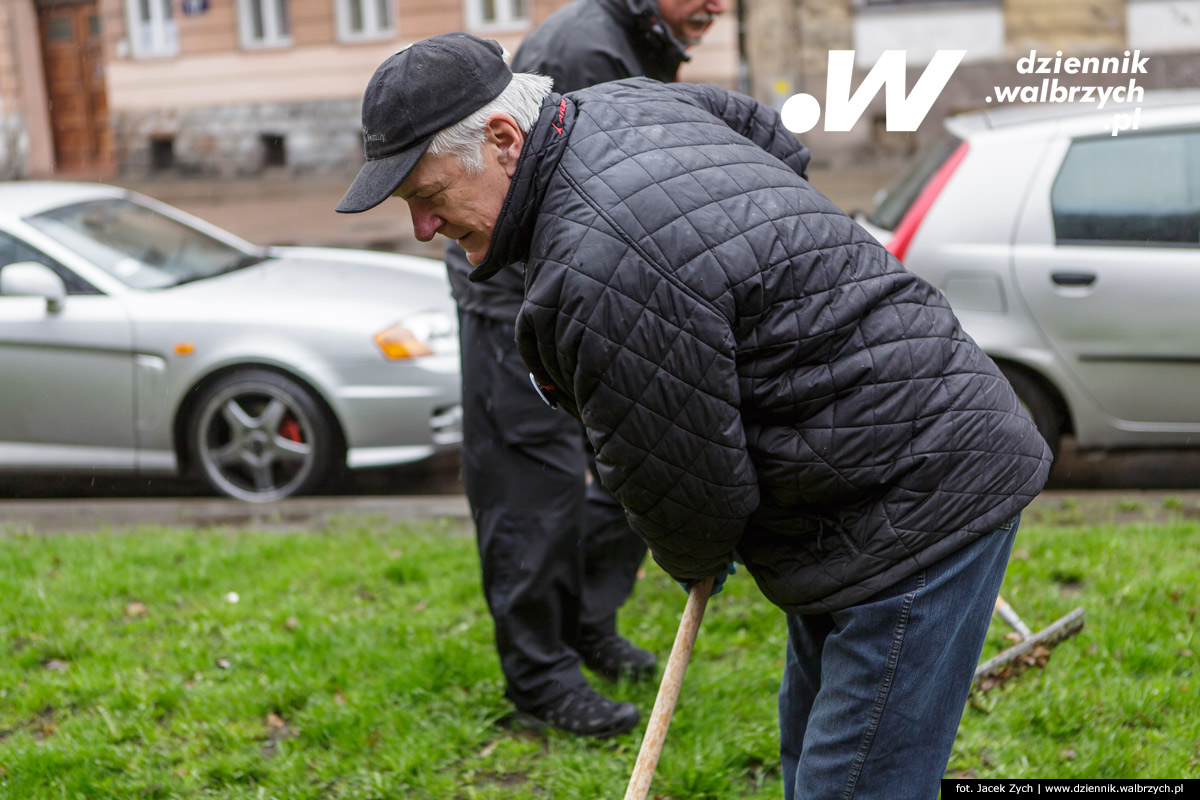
[0,182,461,502]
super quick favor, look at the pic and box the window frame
[462,0,531,34]
[124,0,180,59]
[236,0,293,51]
[335,0,397,43]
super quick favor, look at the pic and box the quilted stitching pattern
[506,80,1052,613]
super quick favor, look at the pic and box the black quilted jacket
[471,79,1053,614]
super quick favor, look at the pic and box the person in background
[440,0,726,739]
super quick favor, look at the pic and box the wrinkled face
[394,117,523,265]
[656,0,725,46]
[395,153,508,265]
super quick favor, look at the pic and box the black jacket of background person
[469,79,1054,614]
[445,0,689,319]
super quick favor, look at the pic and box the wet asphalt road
[4,438,1200,501]
[3,440,1200,536]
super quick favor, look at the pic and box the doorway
[37,0,115,175]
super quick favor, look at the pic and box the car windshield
[25,198,265,290]
[867,134,963,231]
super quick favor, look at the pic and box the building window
[261,133,288,167]
[336,0,396,42]
[125,0,179,58]
[464,0,529,32]
[237,0,292,49]
[150,136,176,171]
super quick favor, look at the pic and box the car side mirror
[0,261,67,313]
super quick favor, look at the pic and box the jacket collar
[468,93,576,282]
[598,0,662,27]
[597,0,690,69]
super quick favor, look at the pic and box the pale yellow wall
[0,0,18,106]
[178,2,238,53]
[99,0,127,59]
[292,0,336,46]
[109,43,425,110]
[400,0,467,41]
[744,0,853,103]
[5,0,54,175]
[1005,0,1126,56]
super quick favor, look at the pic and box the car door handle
[1051,271,1097,287]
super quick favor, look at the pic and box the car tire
[189,369,339,502]
[998,364,1062,459]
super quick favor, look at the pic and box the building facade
[0,0,739,177]
[6,1,1196,177]
[745,0,1200,165]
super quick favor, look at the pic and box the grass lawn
[1,506,1198,798]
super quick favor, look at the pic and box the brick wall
[1005,0,1126,56]
[745,0,853,106]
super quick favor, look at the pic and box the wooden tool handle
[994,594,1033,639]
[622,576,715,800]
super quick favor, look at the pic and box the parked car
[0,182,461,502]
[857,91,1200,457]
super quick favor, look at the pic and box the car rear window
[867,134,963,231]
[1052,128,1200,246]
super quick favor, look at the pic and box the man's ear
[485,115,525,177]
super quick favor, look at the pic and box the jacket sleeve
[517,251,759,584]
[668,82,810,179]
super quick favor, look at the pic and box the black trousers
[458,310,648,710]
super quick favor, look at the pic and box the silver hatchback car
[0,182,461,502]
[859,91,1200,457]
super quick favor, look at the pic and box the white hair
[428,72,554,174]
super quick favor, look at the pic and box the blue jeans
[779,515,1020,800]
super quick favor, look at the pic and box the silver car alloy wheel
[192,370,330,502]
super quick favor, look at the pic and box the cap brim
[335,136,433,214]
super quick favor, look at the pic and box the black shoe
[514,686,640,739]
[579,634,657,683]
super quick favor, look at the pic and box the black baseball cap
[336,33,513,214]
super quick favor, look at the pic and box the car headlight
[374,311,458,360]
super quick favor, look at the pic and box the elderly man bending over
[337,34,1051,799]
